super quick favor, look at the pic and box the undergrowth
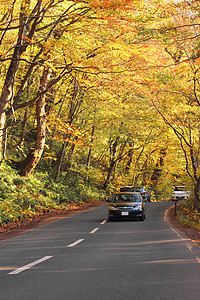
[0,163,106,226]
[176,200,200,231]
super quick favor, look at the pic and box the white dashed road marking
[90,228,99,234]
[8,256,53,275]
[8,219,107,275]
[67,239,85,247]
[101,220,107,224]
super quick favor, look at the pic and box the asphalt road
[0,201,200,300]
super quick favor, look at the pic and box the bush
[0,163,105,226]
[176,200,200,231]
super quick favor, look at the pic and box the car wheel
[140,214,145,221]
[108,216,113,222]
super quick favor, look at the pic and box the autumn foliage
[0,0,200,226]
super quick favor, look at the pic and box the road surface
[0,201,200,300]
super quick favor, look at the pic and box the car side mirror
[105,195,113,202]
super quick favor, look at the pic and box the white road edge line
[164,206,200,264]
[8,256,53,275]
[196,256,200,264]
[101,220,107,224]
[90,228,99,234]
[67,239,84,247]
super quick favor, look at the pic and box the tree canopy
[0,0,199,211]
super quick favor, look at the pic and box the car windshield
[132,187,143,192]
[174,186,185,191]
[112,193,141,203]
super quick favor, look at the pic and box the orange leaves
[48,116,83,144]
[88,0,133,10]
[22,36,32,43]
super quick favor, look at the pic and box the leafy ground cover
[169,203,200,248]
[175,201,200,232]
[0,163,106,236]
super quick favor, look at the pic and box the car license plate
[122,212,129,216]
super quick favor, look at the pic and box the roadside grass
[0,163,106,228]
[176,200,200,231]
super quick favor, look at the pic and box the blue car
[120,186,151,202]
[108,192,146,221]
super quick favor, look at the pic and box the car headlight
[133,204,142,210]
[109,205,118,211]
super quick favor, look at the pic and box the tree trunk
[86,109,96,169]
[0,0,31,160]
[125,148,134,173]
[55,140,68,181]
[19,107,28,146]
[150,149,166,183]
[17,67,52,176]
[193,179,200,212]
[103,137,119,189]
[103,159,116,189]
[55,77,83,178]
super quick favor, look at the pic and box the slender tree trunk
[188,123,200,212]
[150,149,166,183]
[190,146,200,212]
[19,107,28,145]
[86,126,95,169]
[55,77,82,179]
[125,148,134,173]
[193,179,200,212]
[17,67,52,176]
[103,137,119,189]
[2,128,7,160]
[132,147,145,186]
[86,107,96,168]
[103,160,116,189]
[64,141,77,179]
[55,140,68,181]
[49,82,73,166]
[0,0,31,160]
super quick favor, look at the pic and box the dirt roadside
[168,206,200,248]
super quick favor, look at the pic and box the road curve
[0,201,200,300]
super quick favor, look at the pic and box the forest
[0,0,199,227]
